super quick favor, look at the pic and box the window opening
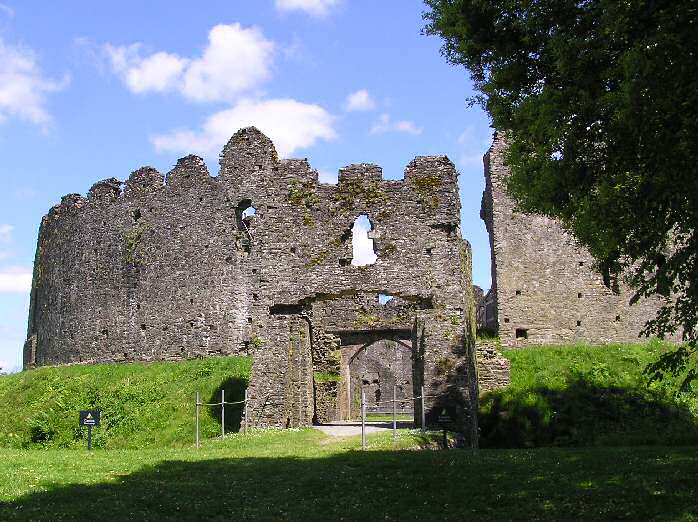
[351,214,377,266]
[378,294,394,305]
[515,289,521,295]
[576,320,582,326]
[236,199,257,243]
[515,328,528,339]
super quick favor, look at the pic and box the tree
[423,0,698,386]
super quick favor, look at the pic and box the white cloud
[0,225,13,260]
[345,89,376,112]
[0,37,68,128]
[105,44,188,94]
[105,23,274,103]
[0,225,12,243]
[456,126,494,168]
[275,0,339,16]
[0,266,32,293]
[0,3,13,17]
[152,98,336,158]
[351,215,377,266]
[370,113,422,135]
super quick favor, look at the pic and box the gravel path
[313,420,413,437]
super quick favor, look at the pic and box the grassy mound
[0,357,251,449]
[479,341,698,447]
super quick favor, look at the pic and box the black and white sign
[79,410,101,427]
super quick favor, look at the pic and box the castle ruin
[481,133,667,347]
[24,127,482,436]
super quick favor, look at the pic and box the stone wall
[25,127,480,437]
[475,340,511,393]
[481,133,668,347]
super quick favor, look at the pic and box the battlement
[44,127,461,223]
[26,126,479,433]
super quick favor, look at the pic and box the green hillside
[0,357,252,449]
[2,341,697,450]
[479,340,698,447]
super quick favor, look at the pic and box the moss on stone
[288,181,320,210]
[435,357,457,376]
[124,224,147,266]
[251,336,266,349]
[411,175,441,209]
[333,179,386,211]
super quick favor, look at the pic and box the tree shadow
[206,377,248,434]
[479,378,698,448]
[1,447,697,520]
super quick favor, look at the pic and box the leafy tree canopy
[423,0,698,385]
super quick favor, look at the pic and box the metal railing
[360,385,438,450]
[194,385,439,451]
[195,389,249,449]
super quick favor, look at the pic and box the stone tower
[24,127,480,437]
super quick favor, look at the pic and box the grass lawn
[480,341,698,447]
[0,357,252,449]
[0,429,697,521]
[365,413,414,422]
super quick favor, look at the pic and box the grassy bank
[0,429,697,521]
[0,357,252,449]
[479,341,698,447]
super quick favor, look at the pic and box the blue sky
[0,0,493,372]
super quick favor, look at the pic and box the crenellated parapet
[25,126,479,439]
[124,167,163,198]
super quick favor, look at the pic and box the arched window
[351,215,377,266]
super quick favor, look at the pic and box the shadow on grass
[2,447,698,520]
[479,378,698,448]
[206,377,248,434]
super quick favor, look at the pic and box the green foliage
[479,343,698,448]
[250,336,265,349]
[124,225,147,266]
[424,0,698,376]
[313,371,341,383]
[0,357,252,449]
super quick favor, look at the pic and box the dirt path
[313,420,413,437]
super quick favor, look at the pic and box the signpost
[437,408,453,449]
[79,410,101,450]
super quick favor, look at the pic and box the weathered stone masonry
[481,132,668,347]
[25,127,481,435]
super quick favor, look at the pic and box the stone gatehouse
[24,127,481,437]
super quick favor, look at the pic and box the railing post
[195,391,200,449]
[392,384,397,444]
[420,385,426,432]
[244,389,248,434]
[361,388,366,451]
[221,389,225,438]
